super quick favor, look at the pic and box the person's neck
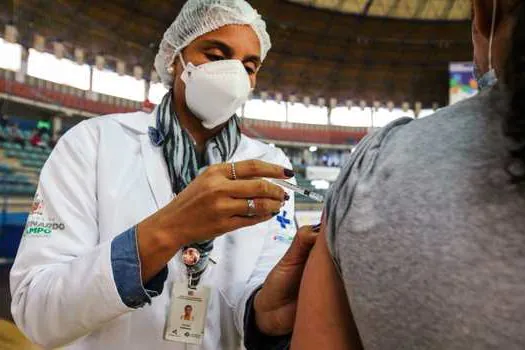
[173,95,223,153]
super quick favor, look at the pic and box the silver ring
[247,199,256,217]
[231,162,237,180]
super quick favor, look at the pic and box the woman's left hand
[253,224,320,336]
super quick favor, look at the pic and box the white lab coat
[10,111,296,350]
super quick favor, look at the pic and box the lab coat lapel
[113,110,173,209]
[140,135,173,210]
[229,135,267,162]
[137,127,266,211]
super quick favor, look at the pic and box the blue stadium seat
[14,184,26,195]
[7,150,25,159]
[25,145,38,153]
[2,142,15,150]
[35,147,47,155]
[21,159,44,169]
[2,176,17,185]
[0,183,18,195]
[0,164,11,174]
[10,174,30,185]
[20,184,36,195]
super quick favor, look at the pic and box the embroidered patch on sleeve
[24,192,65,237]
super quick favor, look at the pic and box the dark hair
[504,0,525,181]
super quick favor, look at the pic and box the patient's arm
[291,226,362,350]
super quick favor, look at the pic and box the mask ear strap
[488,0,497,71]
[179,53,187,70]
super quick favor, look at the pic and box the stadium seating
[0,74,139,116]
[0,169,35,196]
[242,119,366,145]
[5,150,49,161]
[0,164,11,174]
[0,133,46,198]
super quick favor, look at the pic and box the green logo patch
[24,219,65,237]
[25,226,52,236]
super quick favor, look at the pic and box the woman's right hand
[137,160,294,281]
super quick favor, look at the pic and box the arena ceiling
[287,0,471,20]
[2,0,472,107]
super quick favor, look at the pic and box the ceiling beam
[361,0,375,16]
[413,0,428,19]
[5,0,467,106]
[440,0,457,20]
[386,0,403,17]
[334,0,347,13]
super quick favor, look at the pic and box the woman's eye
[205,54,224,61]
[245,66,256,75]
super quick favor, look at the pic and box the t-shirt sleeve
[324,118,413,267]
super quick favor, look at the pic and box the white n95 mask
[180,54,252,129]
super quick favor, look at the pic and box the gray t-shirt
[325,88,525,349]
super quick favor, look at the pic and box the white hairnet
[154,0,271,88]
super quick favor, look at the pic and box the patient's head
[472,0,525,181]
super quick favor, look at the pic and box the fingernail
[312,223,321,232]
[284,193,290,201]
[284,169,295,178]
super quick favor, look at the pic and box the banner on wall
[306,166,341,182]
[295,211,323,227]
[449,62,478,105]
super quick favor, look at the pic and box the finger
[280,225,320,265]
[225,179,288,201]
[226,198,283,217]
[215,160,294,180]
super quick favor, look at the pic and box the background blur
[0,0,475,348]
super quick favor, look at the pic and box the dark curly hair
[504,0,525,182]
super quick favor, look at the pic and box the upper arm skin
[291,224,362,350]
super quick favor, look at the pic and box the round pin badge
[182,247,201,267]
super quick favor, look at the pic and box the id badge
[164,282,211,345]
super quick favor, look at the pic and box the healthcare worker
[10,1,318,349]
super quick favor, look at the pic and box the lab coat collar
[112,110,152,134]
[114,110,269,159]
[114,110,270,208]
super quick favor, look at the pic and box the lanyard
[173,196,216,289]
[182,242,216,289]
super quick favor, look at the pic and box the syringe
[270,179,325,203]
